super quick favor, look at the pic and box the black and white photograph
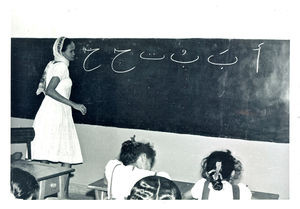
[3,0,300,207]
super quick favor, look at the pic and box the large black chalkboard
[11,38,289,143]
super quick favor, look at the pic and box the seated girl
[104,136,170,199]
[10,167,39,200]
[183,150,252,200]
[127,176,181,200]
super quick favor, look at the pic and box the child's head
[119,136,156,170]
[201,150,242,191]
[127,176,182,200]
[10,167,39,200]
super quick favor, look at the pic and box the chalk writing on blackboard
[207,49,238,70]
[82,43,264,74]
[170,49,199,64]
[11,38,289,143]
[140,51,165,60]
[253,42,264,73]
[82,47,101,72]
[111,48,136,73]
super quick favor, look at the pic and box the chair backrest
[11,128,35,159]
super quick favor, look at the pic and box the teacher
[31,37,87,197]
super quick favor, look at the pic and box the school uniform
[105,159,170,199]
[191,178,252,200]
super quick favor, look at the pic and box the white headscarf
[36,37,70,95]
[52,36,70,65]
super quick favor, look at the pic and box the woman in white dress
[31,37,87,197]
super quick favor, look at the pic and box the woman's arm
[45,76,87,115]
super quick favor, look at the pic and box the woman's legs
[61,162,71,168]
[61,163,71,199]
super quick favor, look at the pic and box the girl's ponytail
[212,178,223,191]
[207,161,223,191]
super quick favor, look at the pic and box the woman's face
[62,42,76,61]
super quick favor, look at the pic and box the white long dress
[31,62,83,164]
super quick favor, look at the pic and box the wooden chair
[11,128,35,160]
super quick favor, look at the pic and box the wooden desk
[11,160,75,199]
[88,178,108,200]
[88,178,279,200]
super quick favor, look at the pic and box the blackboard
[11,38,289,143]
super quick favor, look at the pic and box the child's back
[105,159,170,199]
[190,178,251,199]
[184,150,251,200]
[104,137,170,199]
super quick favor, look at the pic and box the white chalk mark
[207,55,238,66]
[111,48,136,73]
[170,52,199,64]
[139,51,165,60]
[253,42,264,73]
[82,47,97,53]
[82,47,102,72]
[218,90,225,97]
[219,49,229,55]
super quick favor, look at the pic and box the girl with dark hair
[184,150,251,200]
[128,176,182,200]
[104,136,170,199]
[10,168,39,200]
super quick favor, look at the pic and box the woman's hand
[73,103,87,115]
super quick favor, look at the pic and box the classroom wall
[11,117,289,199]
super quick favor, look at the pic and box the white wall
[11,117,289,199]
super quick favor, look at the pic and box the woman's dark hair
[10,167,39,199]
[127,176,182,200]
[61,38,73,52]
[201,150,242,191]
[119,139,156,168]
